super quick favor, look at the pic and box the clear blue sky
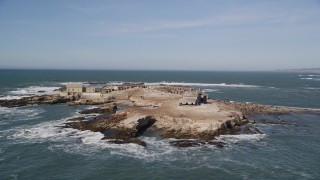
[0,0,319,71]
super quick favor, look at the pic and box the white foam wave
[10,117,81,142]
[301,78,320,81]
[0,106,44,121]
[145,82,260,88]
[9,117,180,160]
[0,95,28,100]
[299,74,320,77]
[60,81,261,89]
[109,137,177,160]
[60,82,83,85]
[305,87,320,90]
[301,78,313,80]
[56,133,177,160]
[7,112,266,160]
[217,134,266,144]
[106,81,125,86]
[46,133,179,161]
[10,86,60,96]
[202,89,219,93]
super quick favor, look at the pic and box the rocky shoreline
[0,94,73,108]
[62,105,262,147]
[0,87,314,148]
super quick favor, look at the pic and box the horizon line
[0,67,281,72]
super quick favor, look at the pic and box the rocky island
[0,83,312,147]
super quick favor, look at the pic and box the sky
[0,0,320,71]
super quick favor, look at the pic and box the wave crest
[145,82,260,88]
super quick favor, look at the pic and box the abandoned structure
[179,92,208,106]
[65,83,98,94]
[153,85,195,95]
[101,83,146,94]
[66,83,84,95]
[85,87,96,93]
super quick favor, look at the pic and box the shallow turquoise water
[0,70,319,179]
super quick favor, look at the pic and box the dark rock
[253,127,263,134]
[170,140,205,147]
[37,90,46,93]
[68,100,114,106]
[66,116,85,122]
[65,114,156,147]
[242,126,255,134]
[101,128,137,140]
[53,88,62,92]
[64,113,127,132]
[79,103,117,114]
[107,138,146,147]
[0,94,73,108]
[136,116,156,136]
[169,139,226,148]
[101,116,156,140]
[207,141,226,148]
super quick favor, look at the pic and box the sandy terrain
[105,87,243,135]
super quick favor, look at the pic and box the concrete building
[179,96,197,106]
[85,87,96,93]
[66,83,84,95]
[100,83,146,94]
[101,86,117,94]
[154,85,195,95]
[179,92,208,106]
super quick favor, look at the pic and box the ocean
[0,70,319,180]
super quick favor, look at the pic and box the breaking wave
[299,74,320,77]
[301,78,320,81]
[202,89,219,93]
[0,106,44,121]
[9,86,60,96]
[57,81,264,89]
[216,134,266,144]
[301,78,314,80]
[305,87,320,90]
[144,82,260,88]
[0,95,28,100]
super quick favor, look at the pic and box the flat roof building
[66,83,84,94]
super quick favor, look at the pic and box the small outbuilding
[179,96,197,106]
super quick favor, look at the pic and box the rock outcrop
[64,114,156,147]
[64,113,127,132]
[68,99,114,106]
[79,103,117,114]
[219,101,310,116]
[0,94,73,108]
[160,115,252,140]
[169,140,226,148]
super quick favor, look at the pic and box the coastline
[0,84,316,147]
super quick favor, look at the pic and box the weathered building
[101,86,117,94]
[85,87,96,93]
[101,83,146,94]
[179,96,197,106]
[179,92,208,106]
[66,83,84,95]
[154,85,195,95]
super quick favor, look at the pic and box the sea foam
[217,134,266,144]
[0,95,28,100]
[144,82,260,88]
[8,86,60,97]
[0,106,44,121]
[202,89,219,93]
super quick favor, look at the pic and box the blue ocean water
[0,70,319,179]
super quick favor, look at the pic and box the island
[0,82,311,147]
